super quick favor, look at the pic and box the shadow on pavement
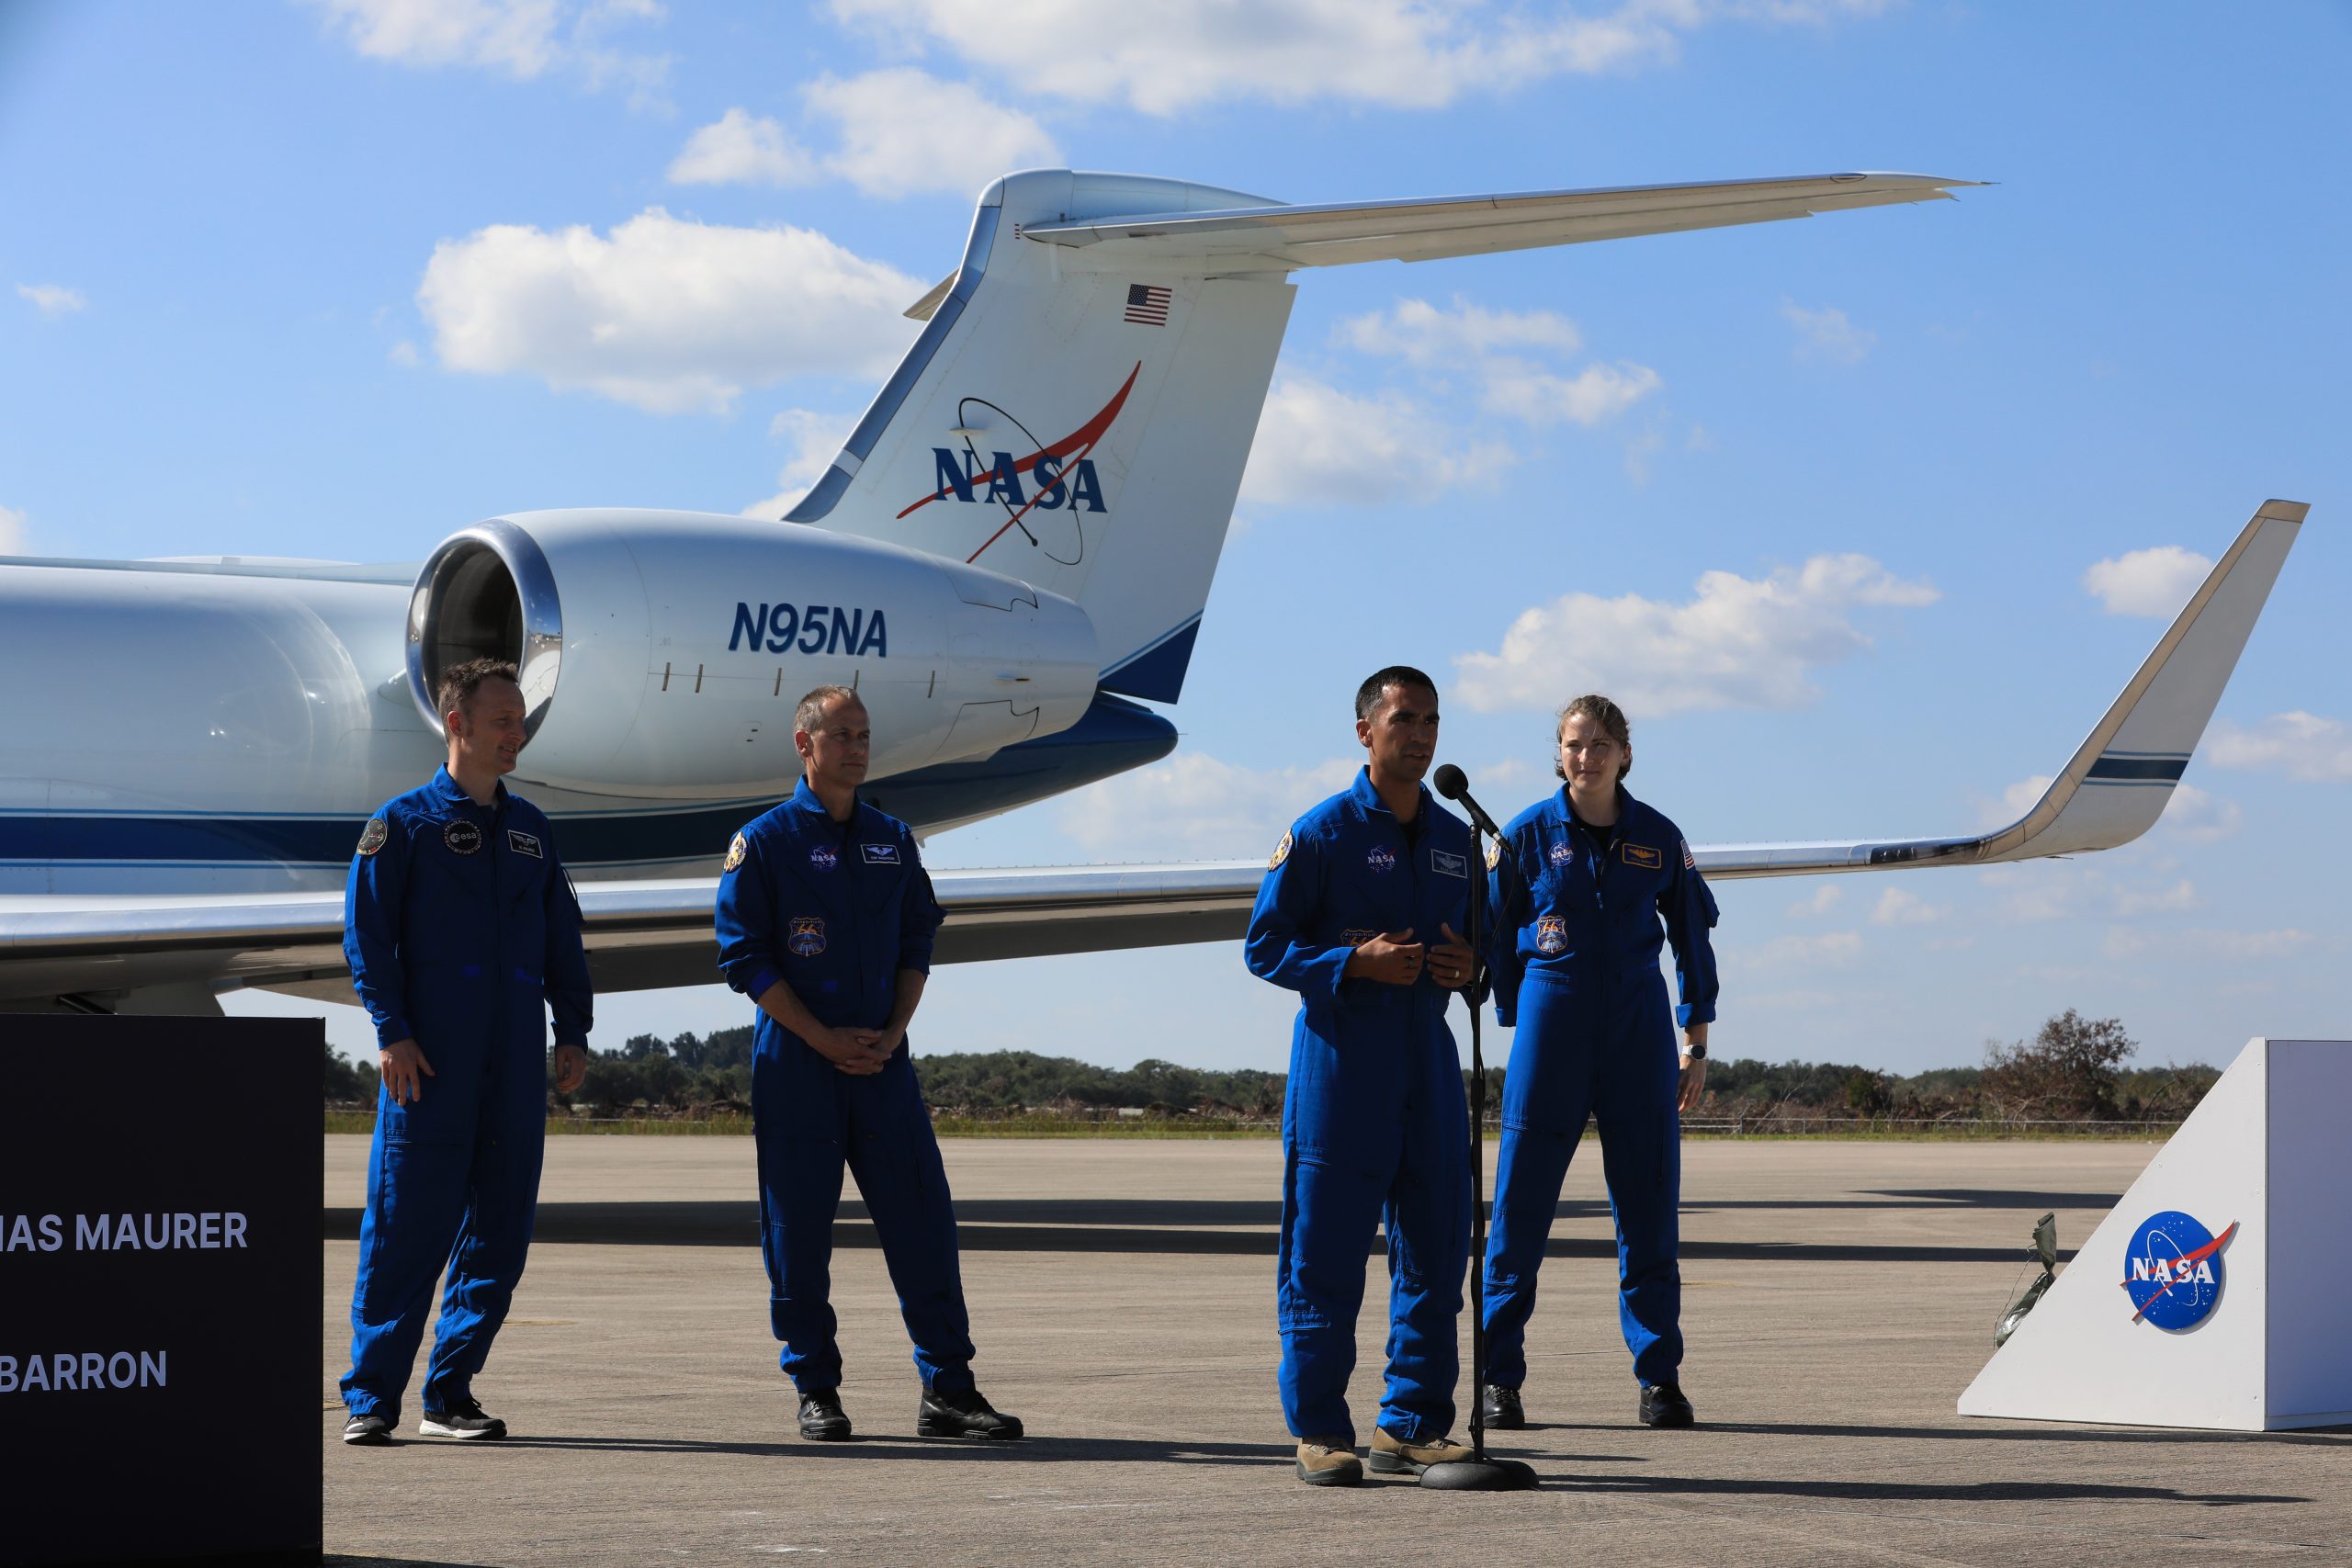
[1567,1473,2309,1507]
[486,1432,1643,1469]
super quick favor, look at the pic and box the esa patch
[507,829,542,859]
[1365,845,1396,874]
[1430,849,1468,878]
[443,819,484,857]
[723,832,748,873]
[356,818,389,857]
[808,843,838,872]
[1535,916,1567,956]
[1268,830,1293,870]
[788,917,828,957]
[1621,841,1662,870]
[861,842,900,864]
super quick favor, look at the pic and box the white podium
[1959,1038,2352,1431]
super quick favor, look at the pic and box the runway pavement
[320,1134,2348,1566]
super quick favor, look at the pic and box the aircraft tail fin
[788,168,1978,704]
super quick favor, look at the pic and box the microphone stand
[1420,774,1538,1492]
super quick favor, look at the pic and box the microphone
[1431,763,1505,842]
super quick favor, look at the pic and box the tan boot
[1295,1435,1363,1487]
[1368,1427,1474,1475]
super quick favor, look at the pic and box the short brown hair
[1555,693,1632,781]
[794,683,864,738]
[437,657,521,722]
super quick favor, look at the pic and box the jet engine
[405,510,1098,799]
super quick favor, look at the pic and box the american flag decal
[1682,839,1695,870]
[1124,284,1171,325]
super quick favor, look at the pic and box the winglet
[1982,500,2307,862]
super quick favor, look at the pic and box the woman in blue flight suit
[1478,693,1718,1430]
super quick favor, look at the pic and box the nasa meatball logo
[1549,840,1573,867]
[2121,1210,2238,1330]
[788,917,828,957]
[442,819,483,856]
[1535,916,1567,956]
[1365,846,1396,874]
[808,844,838,872]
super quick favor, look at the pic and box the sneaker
[916,1385,1024,1441]
[1295,1436,1363,1487]
[798,1389,853,1441]
[418,1397,508,1440]
[1367,1427,1475,1476]
[1638,1382,1695,1428]
[342,1412,393,1446]
[1478,1384,1525,1430]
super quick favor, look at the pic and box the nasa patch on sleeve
[1268,830,1292,870]
[722,832,748,873]
[355,818,388,857]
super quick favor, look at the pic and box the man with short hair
[1243,666,1481,1486]
[715,685,1021,1442]
[340,657,592,1445]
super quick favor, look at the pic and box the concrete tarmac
[321,1134,2347,1566]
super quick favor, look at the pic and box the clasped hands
[808,1023,906,1077]
[1345,923,1475,990]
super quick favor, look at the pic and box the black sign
[0,1016,322,1565]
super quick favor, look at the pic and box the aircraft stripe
[0,805,772,868]
[2086,755,2188,782]
[1101,611,1204,677]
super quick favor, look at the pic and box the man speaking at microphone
[1243,665,1480,1487]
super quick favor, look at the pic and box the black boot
[798,1388,853,1441]
[917,1385,1024,1441]
[1639,1382,1695,1428]
[1479,1384,1525,1429]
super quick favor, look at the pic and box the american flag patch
[1682,839,1695,870]
[1124,284,1171,325]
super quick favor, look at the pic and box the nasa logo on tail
[2121,1210,2238,1331]
[899,363,1142,570]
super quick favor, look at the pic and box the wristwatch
[1683,1042,1707,1061]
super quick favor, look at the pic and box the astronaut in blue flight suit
[1477,693,1718,1432]
[715,683,1022,1444]
[1243,665,1484,1488]
[340,657,593,1446]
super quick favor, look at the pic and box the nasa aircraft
[0,169,2307,1014]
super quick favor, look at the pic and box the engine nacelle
[406,509,1099,799]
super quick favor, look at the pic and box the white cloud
[1476,758,1534,788]
[2101,927,2149,960]
[1340,297,1584,367]
[1871,886,1946,926]
[2111,878,2196,917]
[741,409,858,518]
[415,209,923,414]
[1785,885,1842,919]
[1239,375,1514,508]
[2192,928,2314,961]
[2156,783,2241,843]
[829,0,1879,114]
[668,107,818,187]
[1341,297,1662,430]
[388,339,420,367]
[1978,774,2052,830]
[2209,711,2352,784]
[0,503,26,553]
[805,70,1058,199]
[304,0,671,102]
[1057,752,1362,861]
[1453,553,1939,716]
[1743,931,1863,966]
[2081,545,2211,618]
[17,283,85,316]
[1781,300,1874,364]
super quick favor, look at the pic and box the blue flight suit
[714,779,976,1394]
[1243,768,1476,1447]
[341,766,592,1423]
[1480,784,1718,1392]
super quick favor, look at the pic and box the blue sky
[4,2,2346,1077]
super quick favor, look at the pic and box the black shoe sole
[1640,1403,1695,1428]
[1295,1460,1363,1486]
[341,1427,392,1446]
[798,1424,853,1441]
[1481,1410,1527,1430]
[915,1415,1024,1440]
[1365,1450,1425,1476]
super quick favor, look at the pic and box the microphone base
[1419,1456,1540,1491]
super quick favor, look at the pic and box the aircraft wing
[0,500,2303,1008]
[1017,172,1982,271]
